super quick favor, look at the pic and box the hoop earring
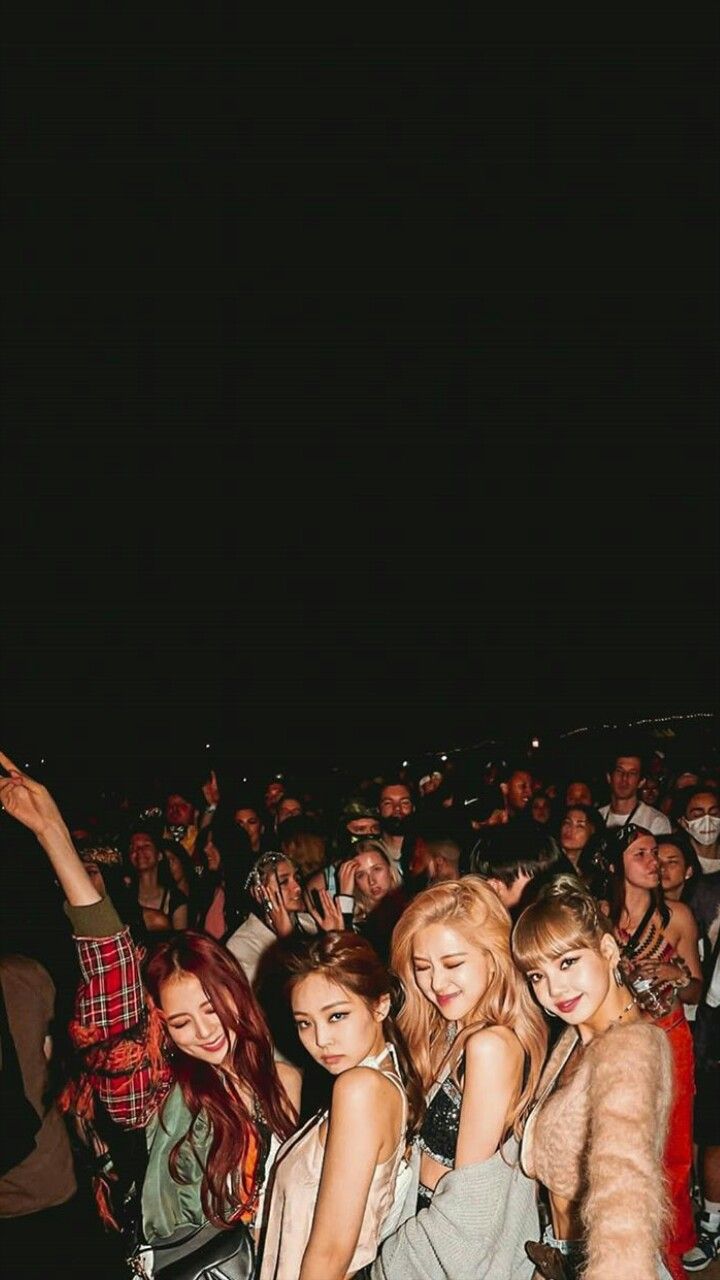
[614,966,624,988]
[544,1008,558,1019]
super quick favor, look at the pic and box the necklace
[608,996,637,1027]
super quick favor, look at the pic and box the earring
[614,966,624,988]
[544,1008,558,1020]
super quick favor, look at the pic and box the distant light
[276,773,283,781]
[402,760,409,768]
[242,776,247,783]
[440,754,448,762]
[40,758,45,764]
[25,762,30,768]
[205,742,211,749]
[531,738,540,750]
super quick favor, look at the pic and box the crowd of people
[0,733,719,1280]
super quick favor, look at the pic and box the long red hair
[144,931,297,1227]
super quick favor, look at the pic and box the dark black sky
[4,551,718,789]
[3,16,718,790]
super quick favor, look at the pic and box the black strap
[621,899,658,958]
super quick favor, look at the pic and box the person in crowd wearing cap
[602,823,703,1280]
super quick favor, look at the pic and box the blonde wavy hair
[391,876,547,1138]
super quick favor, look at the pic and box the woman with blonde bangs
[384,876,546,1277]
[511,874,673,1280]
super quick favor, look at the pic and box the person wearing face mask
[676,786,720,876]
[0,752,301,1280]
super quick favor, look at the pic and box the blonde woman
[387,876,547,1277]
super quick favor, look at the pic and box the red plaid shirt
[73,927,173,1129]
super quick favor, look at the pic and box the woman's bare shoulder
[463,1024,524,1071]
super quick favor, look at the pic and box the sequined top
[416,1054,464,1168]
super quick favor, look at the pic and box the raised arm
[0,751,101,906]
[0,751,171,1129]
[299,1067,391,1280]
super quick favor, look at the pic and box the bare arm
[299,1068,392,1280]
[0,752,100,906]
[455,1027,524,1168]
[171,901,188,930]
[276,1060,302,1115]
[668,900,703,1004]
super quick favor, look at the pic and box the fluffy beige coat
[521,1019,672,1280]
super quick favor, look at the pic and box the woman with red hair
[0,751,300,1279]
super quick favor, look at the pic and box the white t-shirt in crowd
[599,800,671,836]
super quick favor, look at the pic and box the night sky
[4,18,717,794]
[3,551,718,794]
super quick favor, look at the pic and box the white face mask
[683,814,720,846]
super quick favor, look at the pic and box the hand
[337,859,358,895]
[202,769,220,807]
[484,808,509,826]
[307,887,345,932]
[0,751,66,838]
[253,878,294,938]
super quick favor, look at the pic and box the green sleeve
[63,896,125,938]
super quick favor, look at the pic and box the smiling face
[411,922,492,1025]
[129,832,159,872]
[159,971,236,1065]
[622,832,660,890]
[524,937,617,1034]
[291,972,387,1074]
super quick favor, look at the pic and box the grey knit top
[369,1136,538,1280]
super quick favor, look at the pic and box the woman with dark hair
[602,823,703,1280]
[160,837,195,902]
[193,808,253,941]
[555,803,606,891]
[0,752,300,1278]
[126,825,188,932]
[257,931,423,1280]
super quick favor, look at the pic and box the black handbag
[151,1220,255,1280]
